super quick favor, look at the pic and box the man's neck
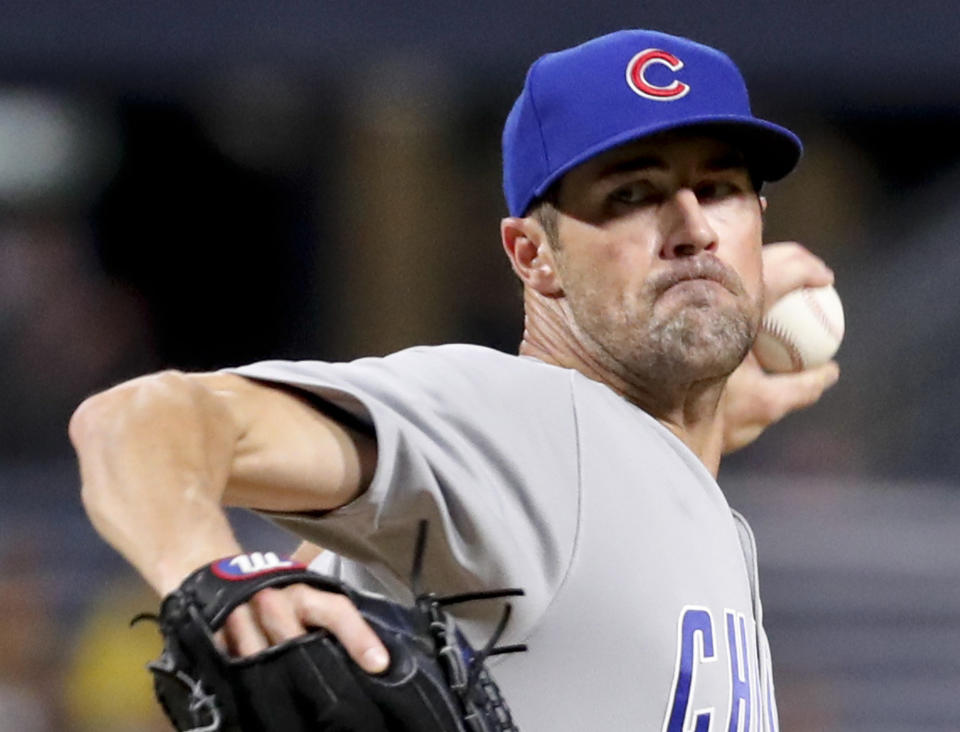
[648,386,726,477]
[519,298,727,476]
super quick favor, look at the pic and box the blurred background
[0,2,958,730]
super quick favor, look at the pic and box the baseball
[752,284,844,372]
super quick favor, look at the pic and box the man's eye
[696,182,739,201]
[610,183,658,205]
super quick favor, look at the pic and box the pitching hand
[721,242,840,453]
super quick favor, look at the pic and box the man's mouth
[653,257,744,297]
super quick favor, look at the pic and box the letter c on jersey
[664,607,716,732]
[626,49,690,101]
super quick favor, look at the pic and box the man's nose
[659,189,719,259]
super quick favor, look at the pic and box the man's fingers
[766,361,840,419]
[223,603,272,657]
[249,587,307,645]
[292,585,390,673]
[220,584,389,674]
[762,241,834,304]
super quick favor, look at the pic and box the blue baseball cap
[502,29,802,216]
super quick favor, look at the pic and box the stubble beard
[567,282,761,387]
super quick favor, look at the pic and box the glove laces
[409,520,527,707]
[132,614,222,732]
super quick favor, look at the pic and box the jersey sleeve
[227,345,580,637]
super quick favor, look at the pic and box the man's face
[547,132,765,384]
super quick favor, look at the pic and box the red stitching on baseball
[758,320,805,370]
[801,288,843,343]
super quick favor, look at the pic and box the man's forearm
[70,370,244,595]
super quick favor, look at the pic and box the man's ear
[759,195,768,213]
[500,217,564,296]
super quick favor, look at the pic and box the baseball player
[70,30,839,731]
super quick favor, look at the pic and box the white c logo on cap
[626,49,690,101]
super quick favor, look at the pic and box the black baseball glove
[135,523,525,732]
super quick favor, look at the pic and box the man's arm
[721,242,841,453]
[292,540,326,565]
[68,370,389,670]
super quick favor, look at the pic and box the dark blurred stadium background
[1,2,959,730]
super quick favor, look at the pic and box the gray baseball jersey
[231,344,779,732]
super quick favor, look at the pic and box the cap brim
[529,115,802,205]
